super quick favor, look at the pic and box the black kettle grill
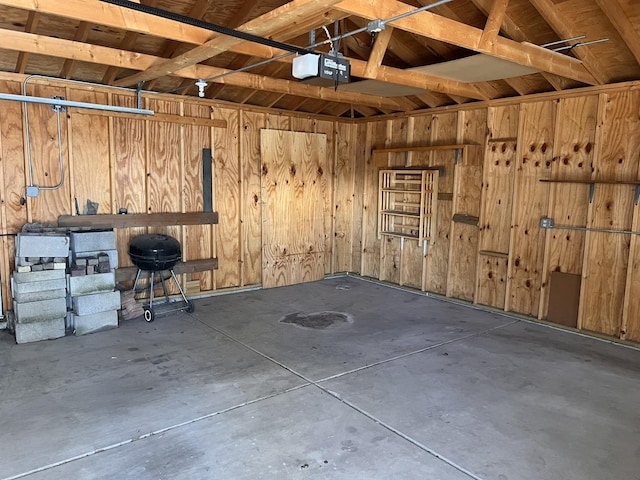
[129,234,194,322]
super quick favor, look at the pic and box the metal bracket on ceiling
[136,82,144,110]
[50,96,66,113]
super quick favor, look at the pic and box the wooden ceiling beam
[334,0,596,85]
[14,11,39,74]
[595,0,640,67]
[0,0,486,100]
[114,0,343,87]
[0,28,401,110]
[527,0,609,84]
[477,0,509,50]
[364,26,394,79]
[59,21,92,79]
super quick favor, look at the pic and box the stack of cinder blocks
[68,231,121,335]
[11,233,70,344]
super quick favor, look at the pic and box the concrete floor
[1,276,639,480]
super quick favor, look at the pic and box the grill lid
[129,233,181,271]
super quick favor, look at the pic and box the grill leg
[170,269,190,305]
[159,272,170,303]
[132,268,143,293]
[149,271,155,310]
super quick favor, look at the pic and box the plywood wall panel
[334,122,357,273]
[350,122,367,274]
[477,254,508,308]
[26,85,70,223]
[0,81,26,312]
[479,105,519,254]
[580,91,640,336]
[622,205,640,341]
[111,93,146,268]
[360,121,388,279]
[214,107,241,289]
[240,111,266,286]
[182,102,213,291]
[313,119,336,275]
[68,91,111,216]
[508,101,555,316]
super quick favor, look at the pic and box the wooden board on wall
[580,91,639,336]
[622,203,640,341]
[507,101,555,316]
[260,129,327,288]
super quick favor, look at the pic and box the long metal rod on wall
[0,93,154,115]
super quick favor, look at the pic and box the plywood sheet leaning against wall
[476,105,519,308]
[537,95,598,320]
[622,191,640,342]
[447,109,486,301]
[0,80,28,313]
[506,101,555,317]
[260,129,327,288]
[579,91,640,337]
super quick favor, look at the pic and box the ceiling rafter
[363,26,394,79]
[527,0,609,84]
[469,0,569,91]
[114,0,344,87]
[0,28,402,110]
[14,11,39,74]
[60,21,92,79]
[595,0,640,66]
[334,0,596,85]
[477,0,508,50]
[0,0,486,100]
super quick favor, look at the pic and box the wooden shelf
[58,211,219,228]
[378,169,439,243]
[373,144,473,154]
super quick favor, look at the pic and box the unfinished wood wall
[359,88,640,344]
[0,75,363,314]
[1,72,639,345]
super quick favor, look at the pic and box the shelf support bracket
[454,148,462,165]
[589,182,596,203]
[635,184,640,206]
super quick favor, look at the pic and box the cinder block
[68,272,115,295]
[12,277,66,295]
[16,233,70,258]
[13,269,65,283]
[70,231,116,253]
[14,288,66,303]
[14,317,65,344]
[73,310,118,336]
[14,297,68,324]
[16,266,31,273]
[72,290,120,315]
[74,249,118,270]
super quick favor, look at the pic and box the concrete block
[13,269,65,283]
[68,272,115,295]
[72,290,120,315]
[31,264,44,272]
[70,231,116,253]
[14,297,68,324]
[14,288,67,303]
[16,266,31,273]
[53,262,66,270]
[15,257,33,267]
[16,233,69,258]
[74,249,118,270]
[73,310,118,336]
[12,277,66,295]
[14,317,65,344]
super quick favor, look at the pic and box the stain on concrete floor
[279,311,353,330]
